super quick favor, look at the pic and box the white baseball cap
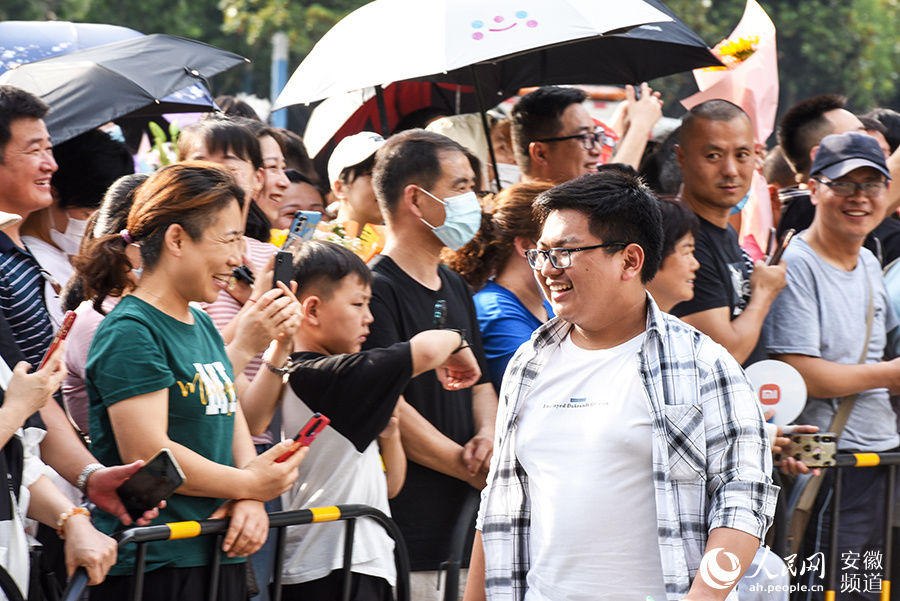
[0,211,22,230]
[327,132,385,189]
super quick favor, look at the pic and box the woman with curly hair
[444,181,554,392]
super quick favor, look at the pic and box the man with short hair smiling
[672,99,786,365]
[0,85,57,367]
[0,86,157,569]
[764,132,897,600]
[510,84,662,184]
[464,168,776,601]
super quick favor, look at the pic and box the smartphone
[774,432,837,468]
[116,448,186,521]
[767,228,796,266]
[272,250,294,289]
[275,413,331,462]
[282,210,322,252]
[765,226,777,257]
[38,310,76,369]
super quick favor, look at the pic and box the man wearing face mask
[364,129,496,601]
[20,129,133,326]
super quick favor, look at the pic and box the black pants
[89,563,247,601]
[280,571,392,601]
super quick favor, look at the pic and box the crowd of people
[0,74,899,601]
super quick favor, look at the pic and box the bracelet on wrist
[56,506,91,539]
[447,328,468,354]
[76,462,105,494]
[264,358,292,376]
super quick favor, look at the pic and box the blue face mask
[730,187,751,215]
[416,187,482,251]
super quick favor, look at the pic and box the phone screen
[116,448,186,521]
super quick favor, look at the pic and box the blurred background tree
[2,0,897,143]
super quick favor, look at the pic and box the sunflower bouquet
[704,35,760,71]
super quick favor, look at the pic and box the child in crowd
[244,241,480,601]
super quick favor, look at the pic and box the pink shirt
[202,236,278,444]
[63,297,119,436]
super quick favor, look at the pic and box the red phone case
[275,413,330,462]
[39,310,77,369]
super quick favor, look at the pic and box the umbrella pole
[468,66,502,193]
[374,85,390,137]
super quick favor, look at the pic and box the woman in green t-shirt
[78,162,307,601]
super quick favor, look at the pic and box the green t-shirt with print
[86,295,242,575]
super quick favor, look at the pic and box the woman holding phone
[79,163,307,601]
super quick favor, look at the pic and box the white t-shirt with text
[515,331,667,601]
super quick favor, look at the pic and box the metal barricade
[61,504,410,601]
[822,452,900,601]
[439,489,480,601]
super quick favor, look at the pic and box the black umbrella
[420,0,721,103]
[0,34,249,144]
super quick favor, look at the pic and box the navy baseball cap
[810,132,891,180]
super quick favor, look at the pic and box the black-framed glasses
[814,177,888,198]
[535,128,612,151]
[526,242,629,270]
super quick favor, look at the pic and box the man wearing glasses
[763,132,896,600]
[465,168,776,601]
[509,84,661,185]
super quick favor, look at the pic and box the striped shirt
[201,235,278,444]
[0,233,53,368]
[477,294,778,601]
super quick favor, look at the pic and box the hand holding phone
[774,432,836,468]
[275,413,330,462]
[116,448,185,522]
[272,251,294,289]
[767,229,796,266]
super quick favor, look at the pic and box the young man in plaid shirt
[465,168,777,601]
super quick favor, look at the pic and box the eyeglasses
[526,242,629,270]
[535,128,612,151]
[814,177,888,198]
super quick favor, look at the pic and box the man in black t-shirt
[671,100,785,366]
[365,129,496,599]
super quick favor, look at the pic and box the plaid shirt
[477,295,778,601]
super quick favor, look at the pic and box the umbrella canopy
[0,34,248,144]
[0,21,143,73]
[274,0,675,109]
[304,81,482,158]
[0,21,217,115]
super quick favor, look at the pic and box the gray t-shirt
[763,237,899,451]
